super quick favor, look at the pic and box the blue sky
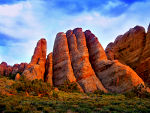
[0,0,149,65]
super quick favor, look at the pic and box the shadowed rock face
[105,25,150,86]
[135,25,150,86]
[22,38,47,80]
[105,26,146,69]
[85,30,107,75]
[45,52,53,86]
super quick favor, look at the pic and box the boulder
[15,73,21,81]
[96,60,145,93]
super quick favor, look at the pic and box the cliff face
[105,25,150,86]
[1,26,147,93]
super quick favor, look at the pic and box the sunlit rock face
[22,38,47,81]
[52,33,77,86]
[66,28,107,93]
[105,25,150,86]
[15,73,21,81]
[95,60,144,93]
[52,32,83,92]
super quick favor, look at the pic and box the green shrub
[124,84,150,98]
[58,80,80,93]
[94,90,105,95]
[9,74,16,80]
[11,76,52,96]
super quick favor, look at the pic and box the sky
[0,0,150,65]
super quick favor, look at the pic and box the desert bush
[58,80,80,93]
[11,76,52,96]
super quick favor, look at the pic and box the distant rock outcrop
[0,62,27,78]
[22,38,47,80]
[105,25,150,86]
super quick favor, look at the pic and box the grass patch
[0,77,150,112]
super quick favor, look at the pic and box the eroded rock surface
[22,38,47,80]
[53,33,77,86]
[66,28,107,93]
[96,60,144,93]
[105,25,150,86]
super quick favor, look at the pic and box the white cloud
[104,0,127,10]
[0,3,22,17]
[0,0,150,65]
[0,1,45,39]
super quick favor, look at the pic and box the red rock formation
[85,30,144,93]
[66,28,107,93]
[53,33,77,86]
[0,62,27,77]
[0,62,7,76]
[95,60,144,93]
[135,25,150,86]
[45,52,53,86]
[1,27,147,93]
[105,26,146,68]
[22,38,47,80]
[105,25,150,86]
[5,66,13,77]
[85,30,107,69]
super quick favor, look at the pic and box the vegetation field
[0,77,150,113]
